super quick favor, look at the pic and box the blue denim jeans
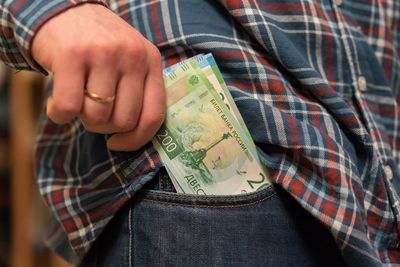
[80,168,347,266]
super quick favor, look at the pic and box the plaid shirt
[1,0,400,265]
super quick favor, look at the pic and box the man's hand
[32,3,165,151]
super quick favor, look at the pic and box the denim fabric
[81,169,347,267]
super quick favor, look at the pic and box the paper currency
[164,54,253,144]
[153,54,270,195]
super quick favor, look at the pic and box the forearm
[0,0,108,73]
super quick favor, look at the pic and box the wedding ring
[84,89,116,104]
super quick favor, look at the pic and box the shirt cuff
[0,0,109,74]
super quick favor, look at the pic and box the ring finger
[80,65,118,132]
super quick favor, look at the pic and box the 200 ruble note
[153,57,271,195]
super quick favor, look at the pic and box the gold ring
[84,90,115,104]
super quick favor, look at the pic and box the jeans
[81,168,347,267]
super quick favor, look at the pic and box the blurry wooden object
[9,71,72,267]
[9,71,39,267]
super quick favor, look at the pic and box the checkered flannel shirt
[1,0,400,265]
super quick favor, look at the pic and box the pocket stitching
[141,191,278,209]
[142,184,274,201]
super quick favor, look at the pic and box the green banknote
[164,54,254,145]
[153,56,270,195]
[197,55,255,146]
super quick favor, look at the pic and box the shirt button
[357,76,367,91]
[384,165,393,181]
[334,0,343,6]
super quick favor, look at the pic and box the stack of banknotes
[152,54,271,195]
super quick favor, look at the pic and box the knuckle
[144,111,165,130]
[93,39,115,52]
[46,110,64,124]
[64,44,89,59]
[124,42,146,64]
[85,109,110,125]
[89,116,108,126]
[126,40,145,56]
[148,45,162,62]
[53,100,81,116]
[89,40,119,62]
[114,116,138,132]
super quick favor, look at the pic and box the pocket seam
[141,191,278,209]
[142,184,274,201]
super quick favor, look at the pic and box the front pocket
[139,167,277,208]
[138,186,277,209]
[130,176,346,267]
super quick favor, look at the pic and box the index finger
[47,60,86,124]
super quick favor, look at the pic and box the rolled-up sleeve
[0,0,108,73]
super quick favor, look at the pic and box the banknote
[164,54,257,157]
[196,54,256,153]
[153,56,270,195]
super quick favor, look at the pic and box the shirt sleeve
[0,0,109,74]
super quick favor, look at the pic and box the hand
[32,3,165,151]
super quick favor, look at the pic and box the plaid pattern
[0,0,108,73]
[1,0,400,265]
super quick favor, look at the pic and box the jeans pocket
[130,170,346,267]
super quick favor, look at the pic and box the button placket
[357,76,367,92]
[384,164,393,182]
